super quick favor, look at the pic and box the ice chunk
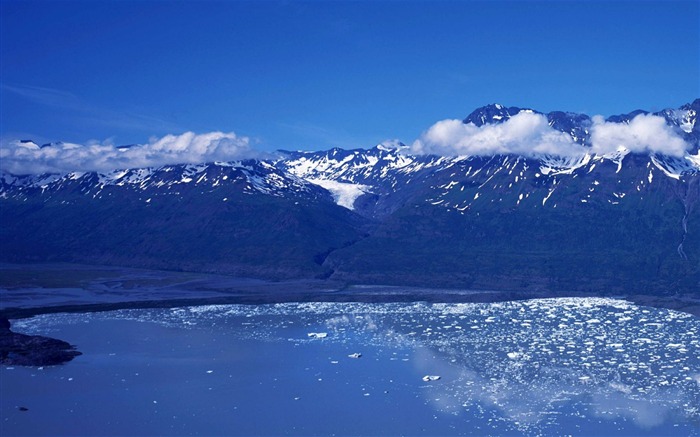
[422,375,441,382]
[348,352,362,359]
[307,332,328,339]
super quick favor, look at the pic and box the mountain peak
[373,141,406,153]
[680,99,700,112]
[463,104,537,126]
[606,109,650,124]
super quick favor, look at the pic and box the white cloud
[0,131,258,174]
[411,111,691,159]
[377,138,406,151]
[411,112,586,158]
[590,114,690,157]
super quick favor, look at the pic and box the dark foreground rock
[0,318,81,366]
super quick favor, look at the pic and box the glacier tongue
[307,178,369,210]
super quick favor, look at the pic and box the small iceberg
[348,352,362,359]
[422,375,441,382]
[307,332,328,339]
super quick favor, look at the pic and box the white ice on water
[16,297,700,435]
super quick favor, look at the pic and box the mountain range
[1,100,699,295]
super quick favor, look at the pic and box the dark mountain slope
[323,153,699,293]
[1,100,698,294]
[0,165,370,279]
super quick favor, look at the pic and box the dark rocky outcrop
[0,318,81,366]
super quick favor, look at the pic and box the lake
[2,298,699,436]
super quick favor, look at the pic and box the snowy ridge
[279,144,422,186]
[657,105,698,134]
[650,153,700,180]
[277,144,445,209]
[0,160,326,202]
[2,144,699,210]
[2,100,699,212]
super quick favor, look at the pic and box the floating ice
[14,297,700,435]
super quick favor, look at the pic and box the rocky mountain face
[1,100,699,294]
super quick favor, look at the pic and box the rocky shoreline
[0,318,81,366]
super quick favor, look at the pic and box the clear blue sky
[1,0,698,151]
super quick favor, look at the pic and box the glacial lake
[2,298,699,436]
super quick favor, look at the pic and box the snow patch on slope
[651,153,700,180]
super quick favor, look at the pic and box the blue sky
[1,0,698,152]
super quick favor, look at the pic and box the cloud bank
[0,131,257,174]
[412,112,585,157]
[1,112,691,175]
[412,112,691,158]
[590,114,689,157]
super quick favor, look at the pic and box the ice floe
[14,297,700,435]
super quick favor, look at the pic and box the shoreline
[3,287,700,320]
[2,263,699,319]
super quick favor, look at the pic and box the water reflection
[306,298,700,433]
[13,297,700,435]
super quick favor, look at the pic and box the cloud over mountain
[0,131,257,174]
[1,106,693,175]
[411,112,586,157]
[412,112,691,158]
[590,114,690,157]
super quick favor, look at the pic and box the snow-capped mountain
[3,99,698,213]
[1,157,330,202]
[2,100,699,293]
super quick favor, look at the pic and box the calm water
[1,298,699,436]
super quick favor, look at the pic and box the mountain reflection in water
[2,298,698,436]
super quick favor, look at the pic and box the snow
[668,108,696,133]
[539,153,591,176]
[650,154,700,180]
[307,178,369,210]
[687,151,700,168]
[542,189,555,206]
[601,147,629,174]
